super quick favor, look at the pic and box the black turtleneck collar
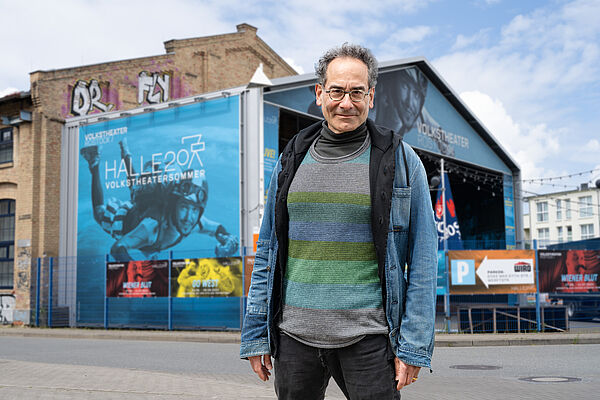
[314,121,369,159]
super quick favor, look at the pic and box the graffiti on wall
[138,71,171,104]
[71,79,115,116]
[0,294,15,324]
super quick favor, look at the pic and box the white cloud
[283,58,305,74]
[452,29,490,51]
[584,139,600,152]
[459,90,562,183]
[0,88,20,99]
[433,0,600,190]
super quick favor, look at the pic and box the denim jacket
[240,119,437,368]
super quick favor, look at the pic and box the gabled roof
[268,56,520,173]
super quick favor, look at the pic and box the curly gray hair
[315,43,378,88]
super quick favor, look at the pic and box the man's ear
[315,83,323,106]
[368,87,375,109]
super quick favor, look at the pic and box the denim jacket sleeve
[239,156,282,359]
[395,143,438,368]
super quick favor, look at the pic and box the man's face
[175,198,200,235]
[566,250,586,274]
[127,262,144,282]
[398,80,423,130]
[315,57,374,134]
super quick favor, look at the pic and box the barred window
[0,128,13,164]
[0,199,15,288]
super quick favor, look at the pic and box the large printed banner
[171,257,243,297]
[448,250,536,294]
[77,96,240,260]
[539,250,600,293]
[107,260,169,297]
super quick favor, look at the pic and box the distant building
[0,23,296,324]
[524,184,600,248]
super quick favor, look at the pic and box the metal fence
[32,243,600,334]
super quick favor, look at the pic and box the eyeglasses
[323,87,371,102]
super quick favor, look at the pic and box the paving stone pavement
[0,358,283,400]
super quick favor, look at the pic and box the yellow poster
[171,257,243,297]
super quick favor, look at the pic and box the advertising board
[448,250,536,294]
[75,96,241,325]
[539,250,600,293]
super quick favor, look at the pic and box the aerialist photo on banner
[77,97,240,261]
[539,250,600,293]
[372,68,455,156]
[106,260,169,297]
[171,257,243,297]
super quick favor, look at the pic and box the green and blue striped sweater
[279,134,388,348]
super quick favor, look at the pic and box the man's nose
[338,93,354,109]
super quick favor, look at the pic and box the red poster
[539,250,600,293]
[106,260,169,297]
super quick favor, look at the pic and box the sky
[1,0,599,196]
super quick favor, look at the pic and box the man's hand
[215,232,239,257]
[394,357,421,390]
[248,354,273,381]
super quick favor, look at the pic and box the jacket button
[266,265,271,271]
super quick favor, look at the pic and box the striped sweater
[278,133,388,348]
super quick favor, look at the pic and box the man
[80,139,238,261]
[240,43,437,399]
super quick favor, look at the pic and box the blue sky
[2,0,599,193]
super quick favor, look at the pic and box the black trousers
[274,333,401,400]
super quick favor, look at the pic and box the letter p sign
[451,260,475,285]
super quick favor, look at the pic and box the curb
[3,327,600,346]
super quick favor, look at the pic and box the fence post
[534,240,541,332]
[48,257,54,327]
[104,254,109,330]
[35,258,41,327]
[444,250,451,333]
[241,247,246,330]
[168,251,173,331]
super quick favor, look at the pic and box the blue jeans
[274,333,401,400]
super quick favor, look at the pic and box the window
[0,199,15,288]
[0,128,13,164]
[566,226,573,242]
[579,196,593,218]
[536,201,548,222]
[581,224,595,240]
[556,199,562,220]
[557,226,563,243]
[565,199,571,219]
[537,228,550,246]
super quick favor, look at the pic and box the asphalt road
[0,336,599,399]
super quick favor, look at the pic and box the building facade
[524,184,600,248]
[0,23,296,324]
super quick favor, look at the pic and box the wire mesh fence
[30,244,599,333]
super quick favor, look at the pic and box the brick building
[0,23,296,324]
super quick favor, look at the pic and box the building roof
[0,90,31,104]
[269,56,520,174]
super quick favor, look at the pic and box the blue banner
[503,174,516,249]
[434,173,463,250]
[76,96,241,327]
[263,103,279,197]
[437,250,447,295]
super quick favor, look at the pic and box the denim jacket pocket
[391,187,411,232]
